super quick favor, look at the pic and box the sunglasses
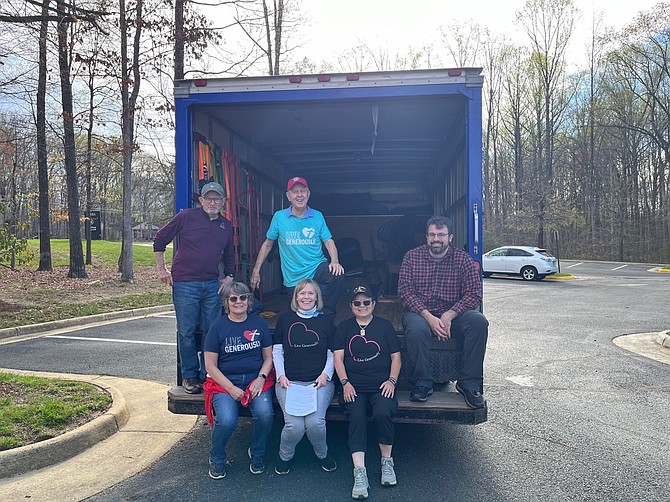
[351,300,373,307]
[227,295,250,303]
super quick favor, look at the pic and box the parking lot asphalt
[0,308,668,501]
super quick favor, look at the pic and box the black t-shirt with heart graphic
[333,316,401,392]
[273,311,335,382]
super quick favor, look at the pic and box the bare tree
[36,0,52,271]
[517,0,577,245]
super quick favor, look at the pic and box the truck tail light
[346,74,360,81]
[289,76,302,83]
[193,80,207,87]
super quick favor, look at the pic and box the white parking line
[612,264,628,271]
[506,375,534,387]
[566,262,583,268]
[46,335,176,346]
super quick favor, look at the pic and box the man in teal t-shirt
[250,177,344,314]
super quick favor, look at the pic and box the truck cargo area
[170,68,486,424]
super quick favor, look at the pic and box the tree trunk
[119,0,144,282]
[174,0,184,81]
[85,64,94,265]
[36,0,52,272]
[57,1,87,278]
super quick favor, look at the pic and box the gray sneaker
[380,457,396,486]
[352,466,369,499]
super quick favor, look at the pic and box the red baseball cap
[287,176,309,191]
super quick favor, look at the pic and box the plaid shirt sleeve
[398,247,428,314]
[398,245,482,317]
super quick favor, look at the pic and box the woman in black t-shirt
[272,279,337,475]
[333,285,402,499]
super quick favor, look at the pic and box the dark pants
[402,309,488,392]
[342,391,398,453]
[286,261,344,315]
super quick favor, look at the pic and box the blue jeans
[210,372,274,464]
[275,380,335,461]
[173,280,221,380]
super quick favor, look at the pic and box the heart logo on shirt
[243,329,260,342]
[302,227,315,239]
[287,322,320,348]
[348,334,380,363]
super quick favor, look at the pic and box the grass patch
[546,273,574,280]
[660,266,670,272]
[0,373,112,451]
[25,239,173,268]
[0,291,173,329]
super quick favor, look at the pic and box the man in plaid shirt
[398,216,488,408]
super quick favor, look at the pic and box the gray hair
[222,282,253,314]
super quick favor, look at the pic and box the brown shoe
[182,378,202,394]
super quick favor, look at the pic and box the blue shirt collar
[285,206,314,218]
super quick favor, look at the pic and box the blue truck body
[169,68,486,423]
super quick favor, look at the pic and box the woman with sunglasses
[203,282,274,479]
[333,285,402,500]
[272,278,337,475]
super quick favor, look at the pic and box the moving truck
[167,68,486,424]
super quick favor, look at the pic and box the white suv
[482,246,558,281]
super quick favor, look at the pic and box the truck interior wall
[434,137,469,251]
[190,109,289,292]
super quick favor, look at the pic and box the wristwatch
[340,379,349,386]
[258,373,267,379]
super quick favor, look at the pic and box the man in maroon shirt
[154,182,236,394]
[398,216,488,408]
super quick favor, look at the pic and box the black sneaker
[248,447,265,474]
[182,378,202,394]
[456,383,486,409]
[409,386,433,402]
[275,456,292,475]
[208,460,226,480]
[320,454,337,472]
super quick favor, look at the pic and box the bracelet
[388,377,397,386]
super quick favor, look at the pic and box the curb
[0,370,129,479]
[0,305,173,341]
[656,330,670,349]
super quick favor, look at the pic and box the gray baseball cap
[201,182,226,198]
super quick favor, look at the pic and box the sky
[299,0,664,68]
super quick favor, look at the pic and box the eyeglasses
[351,300,372,307]
[227,295,249,303]
[203,197,224,204]
[427,232,449,238]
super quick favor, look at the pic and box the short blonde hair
[290,278,324,312]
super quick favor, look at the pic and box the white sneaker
[381,457,397,486]
[352,466,369,499]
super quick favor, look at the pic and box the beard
[428,241,449,257]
